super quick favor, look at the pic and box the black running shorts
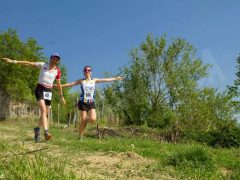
[77,101,95,112]
[35,84,52,106]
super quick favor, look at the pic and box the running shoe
[45,133,52,141]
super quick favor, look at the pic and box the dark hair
[83,66,92,71]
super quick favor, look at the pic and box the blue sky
[1,0,239,91]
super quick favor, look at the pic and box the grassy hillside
[0,120,240,179]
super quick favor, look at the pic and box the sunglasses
[84,69,91,72]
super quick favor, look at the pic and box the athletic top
[35,62,61,88]
[80,78,95,103]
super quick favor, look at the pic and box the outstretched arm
[1,58,37,67]
[61,79,83,88]
[94,76,123,83]
[56,79,66,105]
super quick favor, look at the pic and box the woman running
[61,66,122,141]
[1,53,66,142]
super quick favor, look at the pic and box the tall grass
[0,140,75,179]
[0,154,76,179]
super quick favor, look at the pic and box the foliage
[227,54,240,115]
[116,35,210,128]
[228,54,240,96]
[0,28,45,101]
[102,34,239,146]
[164,145,214,169]
[208,120,240,148]
[0,29,72,123]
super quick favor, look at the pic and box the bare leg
[34,100,50,142]
[46,106,50,128]
[88,109,96,124]
[88,109,99,138]
[79,110,88,141]
[37,100,48,130]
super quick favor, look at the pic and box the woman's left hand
[61,96,66,105]
[116,76,123,80]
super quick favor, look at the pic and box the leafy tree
[104,34,239,145]
[227,54,240,114]
[0,28,45,101]
[228,55,240,96]
[0,29,71,123]
[113,35,209,128]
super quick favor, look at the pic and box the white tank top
[35,62,61,88]
[80,79,95,103]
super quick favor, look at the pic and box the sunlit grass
[0,120,240,179]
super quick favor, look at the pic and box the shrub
[208,126,240,148]
[165,145,214,169]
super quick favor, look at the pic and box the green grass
[0,153,76,179]
[0,120,240,179]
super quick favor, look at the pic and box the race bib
[84,87,94,102]
[43,91,52,100]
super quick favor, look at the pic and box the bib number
[84,87,94,102]
[84,92,93,101]
[43,91,52,100]
[86,92,91,98]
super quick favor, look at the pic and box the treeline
[97,35,240,147]
[0,29,240,147]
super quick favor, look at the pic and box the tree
[104,34,239,144]
[227,54,240,113]
[228,54,240,97]
[0,29,71,123]
[112,35,209,128]
[0,28,45,101]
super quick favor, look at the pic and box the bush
[182,121,240,148]
[165,145,214,169]
[208,126,240,148]
[182,131,212,144]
